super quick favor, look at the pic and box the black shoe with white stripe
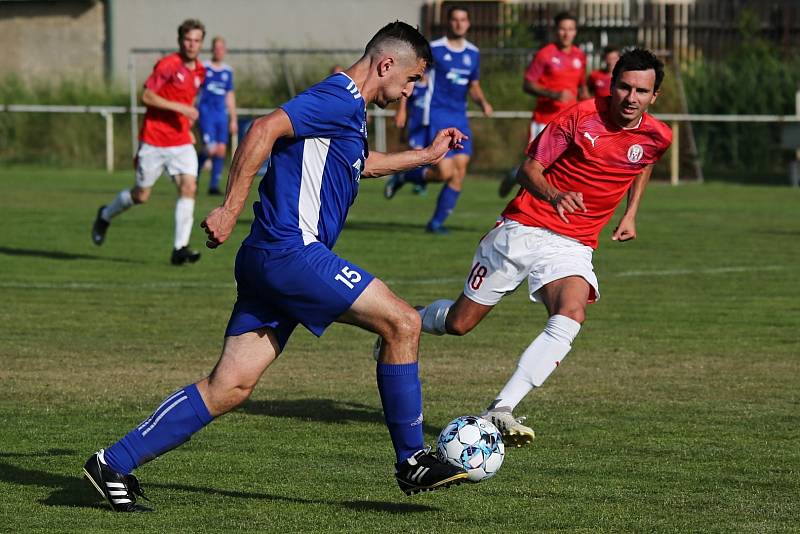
[395,447,468,496]
[83,449,153,512]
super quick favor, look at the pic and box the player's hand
[612,217,637,242]
[557,90,575,103]
[201,206,237,249]
[180,105,199,122]
[394,108,407,129]
[230,118,239,136]
[425,128,468,165]
[551,190,587,223]
[482,101,494,117]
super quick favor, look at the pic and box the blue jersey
[198,62,234,114]
[425,37,480,123]
[243,72,368,251]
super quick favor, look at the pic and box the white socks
[174,197,195,249]
[418,299,454,335]
[493,314,581,411]
[101,189,133,221]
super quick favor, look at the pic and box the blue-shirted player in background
[83,22,471,512]
[393,74,431,194]
[197,36,238,195]
[384,6,492,234]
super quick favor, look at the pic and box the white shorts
[529,121,547,144]
[135,143,198,188]
[463,219,600,306]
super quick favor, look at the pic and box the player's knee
[180,180,197,198]
[445,313,476,336]
[384,305,422,344]
[555,306,586,324]
[131,188,150,204]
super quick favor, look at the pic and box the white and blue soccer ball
[436,415,505,482]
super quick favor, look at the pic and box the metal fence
[4,103,800,186]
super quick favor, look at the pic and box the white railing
[3,103,800,185]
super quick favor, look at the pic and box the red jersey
[524,43,586,124]
[588,69,613,97]
[502,97,672,249]
[140,53,205,147]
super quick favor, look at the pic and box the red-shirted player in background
[414,48,671,445]
[499,11,589,198]
[588,45,621,98]
[92,19,207,265]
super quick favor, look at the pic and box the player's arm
[201,109,294,248]
[362,127,467,178]
[141,89,198,122]
[523,79,573,103]
[518,158,586,224]
[612,164,654,242]
[226,90,238,135]
[578,75,591,100]
[468,80,493,116]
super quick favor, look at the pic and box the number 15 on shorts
[335,266,362,289]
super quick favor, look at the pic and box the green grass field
[0,168,798,532]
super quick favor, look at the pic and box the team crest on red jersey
[627,144,644,163]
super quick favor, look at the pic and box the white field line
[0,265,786,291]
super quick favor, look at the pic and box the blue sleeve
[470,51,480,82]
[281,81,354,138]
[227,68,235,92]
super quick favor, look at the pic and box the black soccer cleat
[92,206,110,246]
[395,447,468,496]
[383,173,406,199]
[208,187,222,196]
[171,246,201,265]
[83,449,153,512]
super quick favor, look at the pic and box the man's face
[448,10,470,38]
[556,19,577,48]
[605,50,620,72]
[375,57,426,109]
[610,69,659,127]
[179,29,204,60]
[212,39,227,62]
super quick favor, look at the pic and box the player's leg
[84,328,281,512]
[485,276,588,446]
[168,145,201,265]
[338,278,468,494]
[208,116,228,195]
[196,113,213,185]
[427,153,469,234]
[92,144,162,245]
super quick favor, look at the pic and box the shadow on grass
[240,398,440,436]
[343,220,473,233]
[0,246,142,264]
[0,449,438,513]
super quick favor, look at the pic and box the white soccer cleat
[482,409,535,448]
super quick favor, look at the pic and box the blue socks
[197,150,208,179]
[209,156,224,190]
[103,383,213,474]
[401,166,428,186]
[376,362,425,464]
[429,185,460,229]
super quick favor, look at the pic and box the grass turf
[0,168,798,532]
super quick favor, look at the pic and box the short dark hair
[554,11,577,27]
[447,5,470,20]
[611,48,665,91]
[364,21,433,67]
[602,45,620,56]
[178,19,205,40]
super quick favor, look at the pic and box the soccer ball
[436,415,505,482]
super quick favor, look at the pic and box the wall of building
[0,0,105,84]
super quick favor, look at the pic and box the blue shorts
[429,115,472,158]
[225,243,374,349]
[199,111,229,147]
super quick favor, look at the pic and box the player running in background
[392,73,430,194]
[413,49,671,446]
[83,22,471,512]
[588,45,621,97]
[384,6,493,234]
[92,19,206,265]
[499,11,588,198]
[197,36,238,196]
